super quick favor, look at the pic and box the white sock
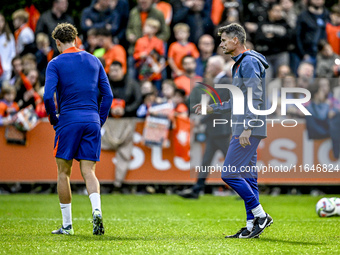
[60,203,72,228]
[246,220,253,231]
[251,204,266,218]
[89,193,101,213]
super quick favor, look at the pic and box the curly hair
[52,23,78,43]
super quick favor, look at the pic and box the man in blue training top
[194,23,273,239]
[44,23,113,236]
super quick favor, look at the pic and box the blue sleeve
[241,57,264,125]
[97,60,113,126]
[210,101,231,113]
[44,61,59,125]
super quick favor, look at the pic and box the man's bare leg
[80,160,104,235]
[52,158,74,235]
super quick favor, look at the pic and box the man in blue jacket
[194,23,273,239]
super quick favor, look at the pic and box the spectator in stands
[305,82,331,139]
[101,61,142,188]
[108,61,142,118]
[168,23,199,78]
[15,68,41,109]
[178,55,231,199]
[171,0,214,44]
[89,0,130,45]
[21,53,38,74]
[294,0,330,73]
[218,0,243,27]
[35,0,73,55]
[113,0,130,46]
[196,34,215,77]
[12,9,34,55]
[35,33,54,79]
[296,61,314,90]
[9,56,22,86]
[0,13,16,84]
[254,3,292,80]
[172,88,189,118]
[0,85,19,126]
[275,73,303,118]
[326,4,340,55]
[133,18,165,90]
[81,0,121,41]
[154,0,173,26]
[96,28,127,74]
[136,81,158,118]
[280,0,298,28]
[317,40,339,78]
[244,0,273,38]
[159,79,176,103]
[126,0,169,79]
[267,64,291,102]
[127,0,169,55]
[84,28,99,54]
[174,55,203,96]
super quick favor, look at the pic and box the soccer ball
[316,197,340,217]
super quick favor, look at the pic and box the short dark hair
[218,23,246,45]
[317,39,329,52]
[52,23,78,43]
[174,88,186,98]
[11,55,21,65]
[111,61,123,68]
[96,28,112,38]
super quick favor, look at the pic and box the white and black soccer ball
[316,197,340,217]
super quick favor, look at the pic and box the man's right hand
[193,104,213,115]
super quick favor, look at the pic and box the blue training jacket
[44,47,113,128]
[211,50,269,138]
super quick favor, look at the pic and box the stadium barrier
[0,120,339,185]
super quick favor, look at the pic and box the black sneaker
[248,213,273,238]
[225,227,252,238]
[177,189,199,199]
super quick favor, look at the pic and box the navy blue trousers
[221,135,261,220]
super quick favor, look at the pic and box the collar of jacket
[231,49,250,65]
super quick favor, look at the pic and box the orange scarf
[14,23,29,42]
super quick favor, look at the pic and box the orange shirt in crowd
[174,75,203,96]
[326,22,340,55]
[0,101,19,117]
[175,103,188,115]
[211,0,225,25]
[103,45,127,74]
[19,72,42,104]
[168,42,199,71]
[140,12,148,28]
[155,1,173,25]
[133,35,164,60]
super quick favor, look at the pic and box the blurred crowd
[1,0,340,157]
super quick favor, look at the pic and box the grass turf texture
[0,195,339,254]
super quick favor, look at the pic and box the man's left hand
[239,129,252,148]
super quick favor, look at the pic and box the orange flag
[173,117,190,161]
[25,5,40,32]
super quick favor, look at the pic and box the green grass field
[0,194,339,254]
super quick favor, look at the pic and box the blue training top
[44,47,113,128]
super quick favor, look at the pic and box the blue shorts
[54,122,101,161]
[221,135,261,179]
